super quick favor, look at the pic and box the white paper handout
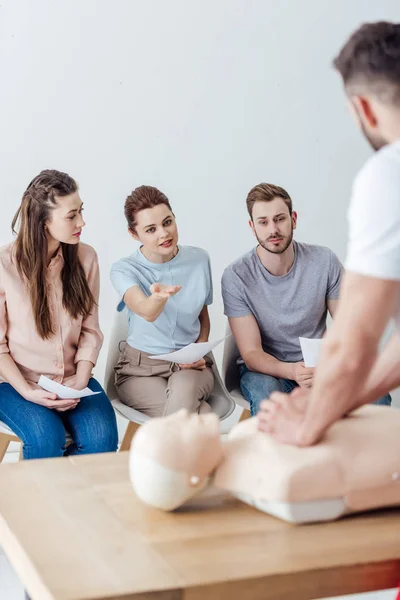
[299,337,323,368]
[149,336,229,364]
[38,375,101,399]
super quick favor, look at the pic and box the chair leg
[119,421,140,452]
[239,407,251,422]
[0,433,16,463]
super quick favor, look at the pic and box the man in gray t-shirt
[222,183,390,416]
[222,183,341,417]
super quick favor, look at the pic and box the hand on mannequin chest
[130,406,400,523]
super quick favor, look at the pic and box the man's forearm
[244,349,293,380]
[297,328,378,445]
[352,333,400,409]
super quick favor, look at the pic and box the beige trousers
[114,344,215,418]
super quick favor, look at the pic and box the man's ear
[352,95,378,128]
[292,211,297,230]
[249,218,257,238]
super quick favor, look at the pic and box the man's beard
[256,227,293,255]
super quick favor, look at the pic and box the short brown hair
[246,183,292,219]
[333,21,400,103]
[124,185,173,232]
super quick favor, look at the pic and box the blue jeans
[0,378,118,459]
[239,365,392,417]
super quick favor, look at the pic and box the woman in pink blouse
[0,170,118,459]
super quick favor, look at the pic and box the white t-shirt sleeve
[345,145,400,280]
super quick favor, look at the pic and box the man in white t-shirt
[258,21,400,445]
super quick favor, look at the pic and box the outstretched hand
[150,283,182,299]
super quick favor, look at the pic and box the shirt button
[51,304,56,311]
[56,346,62,352]
[56,363,64,369]
[53,325,58,333]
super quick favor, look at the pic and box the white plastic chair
[221,322,251,419]
[104,309,236,451]
[0,421,20,462]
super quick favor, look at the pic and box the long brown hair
[11,169,95,339]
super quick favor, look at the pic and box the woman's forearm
[0,354,31,397]
[196,306,210,343]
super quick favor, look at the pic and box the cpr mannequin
[129,405,400,523]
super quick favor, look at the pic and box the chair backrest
[104,310,235,421]
[104,309,129,400]
[221,321,242,393]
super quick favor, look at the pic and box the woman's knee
[22,427,66,460]
[166,368,214,412]
[72,394,119,454]
[76,424,118,453]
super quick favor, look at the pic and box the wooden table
[0,452,399,600]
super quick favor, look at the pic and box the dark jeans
[239,365,392,417]
[0,378,118,459]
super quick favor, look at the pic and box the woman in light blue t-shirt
[110,185,214,417]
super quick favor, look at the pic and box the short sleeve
[110,261,141,312]
[327,251,343,300]
[345,150,400,280]
[221,268,252,318]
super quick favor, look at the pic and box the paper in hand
[38,375,101,399]
[149,336,228,364]
[299,337,323,368]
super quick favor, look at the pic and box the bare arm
[327,298,339,318]
[297,272,399,445]
[74,360,95,389]
[123,283,181,322]
[229,314,292,378]
[229,315,314,385]
[352,332,400,408]
[196,305,210,343]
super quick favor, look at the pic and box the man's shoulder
[222,248,256,281]
[355,140,400,191]
[295,241,338,264]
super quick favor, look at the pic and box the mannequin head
[130,409,223,510]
